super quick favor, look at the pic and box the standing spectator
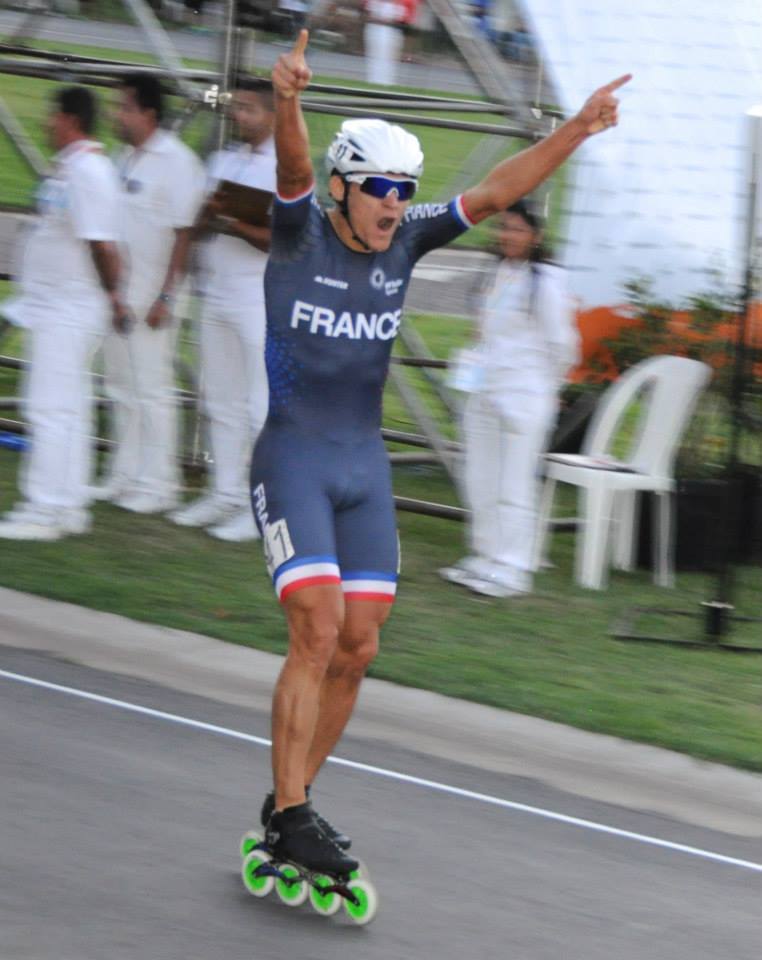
[97,73,204,514]
[0,86,123,541]
[170,78,275,541]
[440,202,580,597]
[364,0,406,86]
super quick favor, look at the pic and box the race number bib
[263,518,295,577]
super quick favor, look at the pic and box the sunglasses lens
[359,177,416,200]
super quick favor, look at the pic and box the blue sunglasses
[345,174,417,201]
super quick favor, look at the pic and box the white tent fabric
[517,0,762,306]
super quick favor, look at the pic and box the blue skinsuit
[250,188,472,602]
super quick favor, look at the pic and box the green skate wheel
[239,830,264,860]
[309,875,342,917]
[349,857,368,881]
[343,878,378,926]
[241,850,274,898]
[275,864,308,907]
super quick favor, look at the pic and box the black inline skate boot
[261,787,352,850]
[265,802,358,876]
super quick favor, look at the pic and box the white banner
[518,0,762,306]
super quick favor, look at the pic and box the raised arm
[462,74,632,224]
[271,29,314,198]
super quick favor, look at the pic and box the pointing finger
[292,28,309,58]
[598,73,632,95]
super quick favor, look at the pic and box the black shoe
[265,801,358,875]
[260,788,352,850]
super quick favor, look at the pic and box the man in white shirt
[170,78,275,541]
[0,86,124,541]
[98,73,204,514]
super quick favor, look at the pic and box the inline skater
[253,30,629,875]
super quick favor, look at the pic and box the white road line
[2,666,761,876]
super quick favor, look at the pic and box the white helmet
[326,119,424,179]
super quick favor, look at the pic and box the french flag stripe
[342,579,397,597]
[345,592,396,604]
[453,194,477,228]
[276,183,315,204]
[280,575,342,602]
[342,571,397,583]
[275,561,341,597]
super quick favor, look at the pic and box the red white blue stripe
[275,182,315,205]
[274,555,341,602]
[342,571,397,604]
[453,194,477,228]
[273,558,397,604]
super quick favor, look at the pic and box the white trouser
[461,389,557,590]
[20,307,104,514]
[364,23,404,86]
[102,308,180,499]
[199,296,268,505]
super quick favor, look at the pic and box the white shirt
[366,0,406,24]
[11,140,120,328]
[479,259,579,393]
[116,128,204,312]
[200,138,276,301]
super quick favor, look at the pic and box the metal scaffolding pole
[425,0,546,131]
[121,0,199,99]
[0,94,47,178]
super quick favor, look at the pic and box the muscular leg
[272,584,344,811]
[304,600,390,787]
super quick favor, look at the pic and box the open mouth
[377,217,396,232]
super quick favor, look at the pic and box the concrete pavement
[2,585,761,839]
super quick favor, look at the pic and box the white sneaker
[60,509,92,535]
[207,507,260,542]
[115,491,179,515]
[438,555,489,586]
[168,495,239,528]
[86,482,128,503]
[0,504,63,541]
[0,503,92,539]
[460,573,524,599]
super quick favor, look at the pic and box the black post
[703,106,761,638]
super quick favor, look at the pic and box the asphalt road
[1,642,760,960]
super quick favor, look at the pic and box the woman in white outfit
[441,202,580,597]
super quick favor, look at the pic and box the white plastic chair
[533,355,712,589]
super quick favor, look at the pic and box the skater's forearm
[461,118,589,224]
[274,96,313,197]
[462,73,631,224]
[272,29,314,198]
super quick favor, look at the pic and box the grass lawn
[1,280,761,773]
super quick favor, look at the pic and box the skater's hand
[272,29,311,100]
[576,74,631,135]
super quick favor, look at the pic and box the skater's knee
[285,591,343,671]
[334,623,380,675]
[288,619,340,671]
